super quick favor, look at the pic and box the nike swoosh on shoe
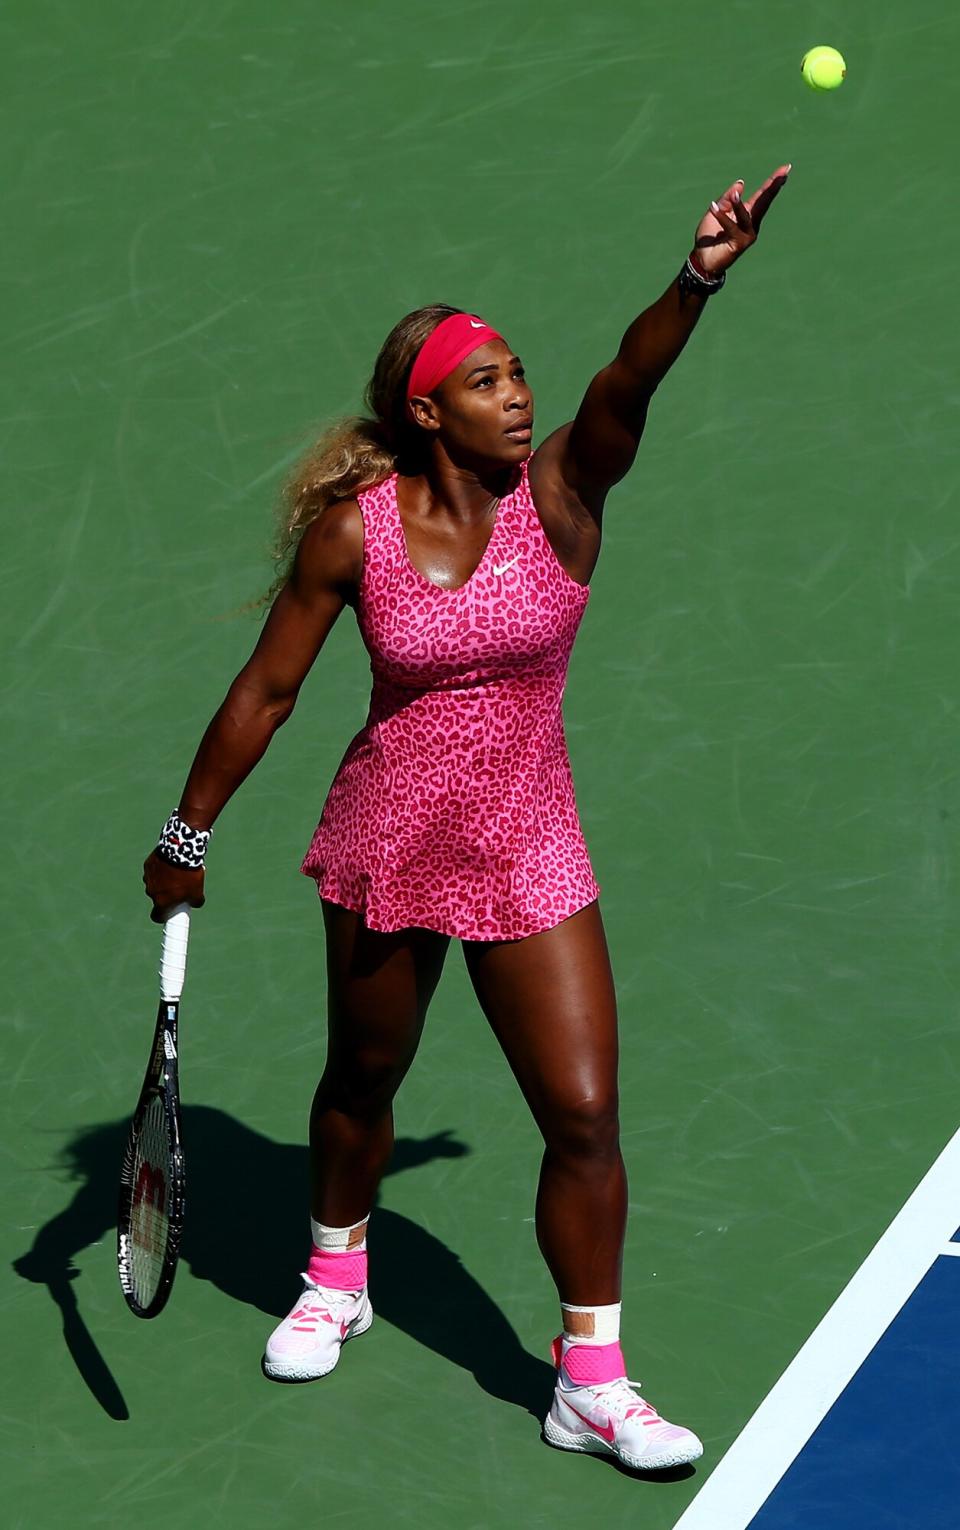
[564,1400,618,1446]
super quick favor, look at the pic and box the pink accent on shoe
[317,1310,353,1338]
[550,1335,563,1369]
[625,1399,662,1423]
[307,1246,368,1291]
[562,1340,627,1385]
[564,1400,619,1444]
[652,1423,691,1441]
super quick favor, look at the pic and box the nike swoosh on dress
[493,553,522,576]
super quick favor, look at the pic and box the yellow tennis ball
[801,46,846,91]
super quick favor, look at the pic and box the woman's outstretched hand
[693,165,791,276]
[143,849,205,924]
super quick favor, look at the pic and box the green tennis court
[5,2,959,1525]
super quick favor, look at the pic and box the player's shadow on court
[13,1107,554,1425]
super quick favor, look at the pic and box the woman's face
[411,339,534,466]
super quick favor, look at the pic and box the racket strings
[127,1095,174,1305]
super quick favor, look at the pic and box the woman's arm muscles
[535,166,791,517]
[143,499,362,917]
[564,277,709,496]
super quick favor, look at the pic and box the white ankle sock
[560,1300,622,1347]
[311,1216,369,1253]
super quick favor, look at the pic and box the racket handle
[159,904,191,1001]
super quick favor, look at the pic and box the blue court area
[749,1254,960,1530]
[673,1132,960,1530]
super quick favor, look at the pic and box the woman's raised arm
[142,498,363,920]
[533,166,791,520]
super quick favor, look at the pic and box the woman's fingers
[149,891,205,923]
[143,850,205,920]
[709,198,742,238]
[714,179,754,235]
[746,164,792,230]
[695,164,789,270]
[717,178,744,207]
[731,188,753,233]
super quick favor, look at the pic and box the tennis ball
[801,46,846,91]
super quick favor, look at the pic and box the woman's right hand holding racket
[143,851,205,924]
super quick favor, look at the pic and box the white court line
[673,1124,960,1530]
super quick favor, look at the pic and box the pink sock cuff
[307,1246,368,1291]
[562,1340,626,1385]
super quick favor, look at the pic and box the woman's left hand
[693,165,792,277]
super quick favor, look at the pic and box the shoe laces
[291,1274,361,1328]
[587,1376,664,1426]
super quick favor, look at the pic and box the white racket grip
[159,904,191,1001]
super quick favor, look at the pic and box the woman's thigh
[321,899,451,1102]
[460,900,620,1140]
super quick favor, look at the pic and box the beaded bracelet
[155,811,211,870]
[678,251,726,299]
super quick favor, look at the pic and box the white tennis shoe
[262,1275,373,1381]
[543,1339,703,1472]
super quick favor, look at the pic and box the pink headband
[406,313,504,409]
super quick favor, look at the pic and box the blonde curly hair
[265,303,462,602]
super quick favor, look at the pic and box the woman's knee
[316,1041,412,1118]
[542,1091,621,1163]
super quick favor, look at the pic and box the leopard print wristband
[156,811,211,869]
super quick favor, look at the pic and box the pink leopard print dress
[300,457,600,940]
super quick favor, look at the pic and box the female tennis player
[144,167,789,1473]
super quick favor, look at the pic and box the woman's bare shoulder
[295,496,365,598]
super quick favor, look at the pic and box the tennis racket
[117,903,190,1318]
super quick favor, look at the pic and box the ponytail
[262,302,462,606]
[262,416,393,602]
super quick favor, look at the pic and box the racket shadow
[13,1106,554,1424]
[13,1124,131,1422]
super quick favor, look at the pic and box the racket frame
[117,906,189,1319]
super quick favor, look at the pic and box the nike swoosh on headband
[406,314,505,405]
